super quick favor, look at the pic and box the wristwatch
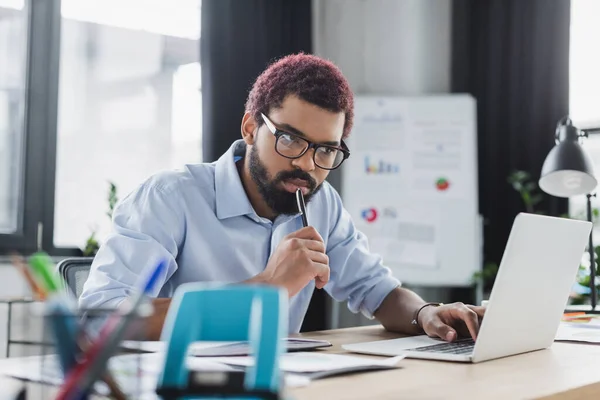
[411,302,444,328]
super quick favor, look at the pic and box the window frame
[0,0,81,256]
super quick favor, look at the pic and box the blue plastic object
[156,283,288,399]
[46,295,79,374]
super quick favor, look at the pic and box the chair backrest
[157,283,287,399]
[56,257,93,298]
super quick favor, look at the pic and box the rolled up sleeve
[79,179,184,311]
[324,190,400,319]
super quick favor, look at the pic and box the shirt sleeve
[78,179,184,311]
[324,188,401,319]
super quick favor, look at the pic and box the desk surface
[291,325,600,400]
[3,325,600,399]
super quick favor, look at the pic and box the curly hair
[245,53,354,139]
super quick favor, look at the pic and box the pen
[296,188,308,227]
[10,254,47,300]
[46,296,126,400]
[77,334,127,400]
[56,259,167,400]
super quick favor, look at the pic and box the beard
[248,145,322,215]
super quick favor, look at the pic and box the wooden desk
[3,325,600,399]
[290,325,600,400]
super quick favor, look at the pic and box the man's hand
[418,302,486,341]
[255,226,330,297]
[374,288,486,340]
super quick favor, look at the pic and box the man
[80,54,484,341]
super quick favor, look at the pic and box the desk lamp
[539,117,599,310]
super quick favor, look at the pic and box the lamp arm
[582,127,600,136]
[587,193,597,310]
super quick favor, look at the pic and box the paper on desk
[122,340,227,353]
[0,353,179,397]
[122,337,331,356]
[108,353,311,389]
[0,352,309,399]
[196,352,404,374]
[556,322,600,343]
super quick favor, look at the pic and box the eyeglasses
[261,113,350,170]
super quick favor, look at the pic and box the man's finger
[288,226,324,242]
[454,305,480,340]
[306,250,329,265]
[301,239,326,253]
[466,305,486,319]
[312,262,330,289]
[427,318,457,342]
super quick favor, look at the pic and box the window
[569,0,600,220]
[0,0,202,255]
[0,4,27,234]
[54,0,202,249]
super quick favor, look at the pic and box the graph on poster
[341,95,480,286]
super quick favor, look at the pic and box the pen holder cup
[23,303,153,399]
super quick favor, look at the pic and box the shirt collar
[214,140,256,220]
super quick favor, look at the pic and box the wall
[313,0,452,95]
[312,0,454,328]
[0,261,42,359]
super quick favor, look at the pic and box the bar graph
[364,156,400,174]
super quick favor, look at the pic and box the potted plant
[82,182,119,257]
[474,170,599,305]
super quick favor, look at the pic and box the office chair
[56,257,93,298]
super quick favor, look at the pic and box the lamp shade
[539,118,598,198]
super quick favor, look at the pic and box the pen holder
[27,303,153,399]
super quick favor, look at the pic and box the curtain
[200,0,328,331]
[200,0,313,162]
[451,0,571,280]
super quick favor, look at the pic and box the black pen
[296,188,309,227]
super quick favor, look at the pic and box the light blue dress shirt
[79,140,400,333]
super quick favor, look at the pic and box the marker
[29,252,63,294]
[10,254,47,300]
[296,188,308,227]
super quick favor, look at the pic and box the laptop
[343,213,592,363]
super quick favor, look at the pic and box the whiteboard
[341,95,480,286]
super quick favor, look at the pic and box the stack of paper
[195,352,405,380]
[556,322,600,343]
[121,337,332,356]
[0,351,403,397]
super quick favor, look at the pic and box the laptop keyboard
[408,338,475,355]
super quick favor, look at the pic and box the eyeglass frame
[260,113,351,170]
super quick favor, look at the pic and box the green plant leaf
[508,170,530,183]
[82,232,100,257]
[107,181,119,220]
[530,194,544,206]
[511,182,523,192]
[472,261,499,285]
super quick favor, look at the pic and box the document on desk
[122,337,332,356]
[0,352,312,398]
[195,352,405,379]
[556,322,600,343]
